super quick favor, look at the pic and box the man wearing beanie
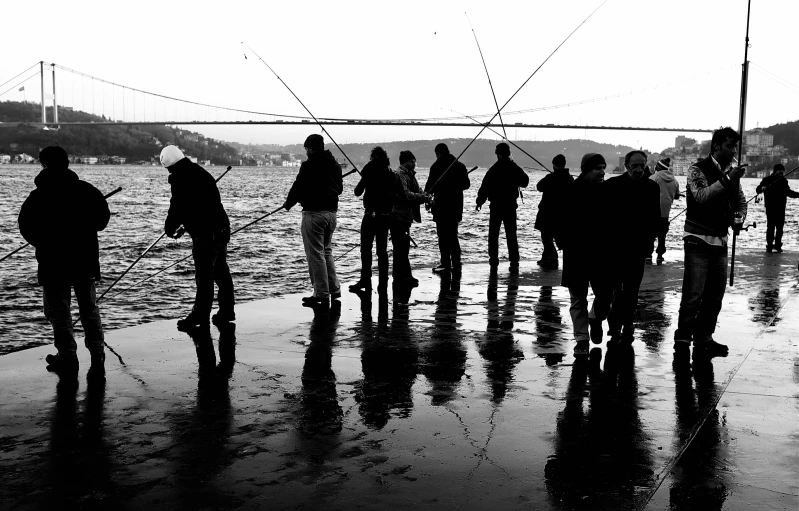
[424,143,470,277]
[649,157,681,263]
[476,142,530,269]
[350,146,400,293]
[601,150,661,345]
[674,127,747,360]
[392,150,429,288]
[161,145,235,329]
[756,163,799,253]
[19,146,110,379]
[555,152,609,356]
[534,154,573,269]
[283,134,344,308]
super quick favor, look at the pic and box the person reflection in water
[532,285,566,366]
[748,256,783,326]
[420,275,466,405]
[669,356,730,509]
[170,324,236,508]
[298,301,343,463]
[546,344,654,509]
[480,269,524,403]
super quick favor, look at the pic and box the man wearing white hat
[649,157,681,264]
[160,145,235,329]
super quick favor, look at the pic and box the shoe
[349,280,372,292]
[45,353,79,374]
[87,352,106,381]
[331,291,341,301]
[302,295,330,307]
[692,340,728,360]
[766,246,773,253]
[775,247,783,253]
[177,312,209,331]
[573,340,589,356]
[212,310,236,324]
[656,255,664,265]
[620,327,635,345]
[589,318,603,344]
[432,265,451,273]
[645,256,653,264]
[406,276,419,288]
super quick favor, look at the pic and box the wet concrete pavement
[1,249,797,510]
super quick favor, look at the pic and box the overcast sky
[3,0,797,153]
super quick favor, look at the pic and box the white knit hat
[160,145,185,167]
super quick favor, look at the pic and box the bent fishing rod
[427,0,608,194]
[0,186,123,263]
[75,167,232,326]
[242,42,361,176]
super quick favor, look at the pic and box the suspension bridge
[1,61,718,133]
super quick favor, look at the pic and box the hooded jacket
[164,158,230,238]
[476,158,530,209]
[649,168,681,218]
[354,158,399,214]
[424,153,470,222]
[534,168,574,232]
[18,167,110,285]
[284,150,343,212]
[393,164,426,224]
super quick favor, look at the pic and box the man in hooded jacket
[424,143,470,276]
[161,145,235,329]
[649,157,681,263]
[19,146,110,378]
[476,142,530,268]
[534,154,573,269]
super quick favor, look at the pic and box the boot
[87,352,106,381]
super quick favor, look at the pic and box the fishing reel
[733,220,756,235]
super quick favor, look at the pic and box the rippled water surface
[1,164,795,354]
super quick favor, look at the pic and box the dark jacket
[534,168,574,232]
[684,156,746,238]
[555,176,604,288]
[603,172,662,258]
[424,154,470,222]
[18,167,110,285]
[354,159,398,214]
[476,158,529,209]
[756,173,799,221]
[393,164,426,224]
[284,150,343,212]
[165,158,230,238]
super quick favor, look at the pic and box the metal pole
[52,64,58,124]
[40,61,46,123]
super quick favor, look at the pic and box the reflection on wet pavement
[0,250,797,510]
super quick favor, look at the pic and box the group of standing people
[16,126,795,379]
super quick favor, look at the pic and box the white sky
[2,0,797,153]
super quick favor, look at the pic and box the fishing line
[427,0,609,194]
[241,42,361,175]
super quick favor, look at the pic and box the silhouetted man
[535,154,573,269]
[600,150,661,344]
[391,150,429,288]
[674,127,747,359]
[425,143,470,276]
[476,142,530,268]
[649,157,681,263]
[283,134,343,309]
[756,163,799,253]
[161,145,235,329]
[350,146,397,292]
[19,146,110,378]
[555,153,608,356]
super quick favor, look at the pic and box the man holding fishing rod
[18,146,110,379]
[161,145,235,330]
[756,163,799,253]
[674,127,747,360]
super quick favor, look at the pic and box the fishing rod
[452,109,552,172]
[466,12,508,141]
[748,164,799,204]
[241,42,361,176]
[467,166,479,174]
[0,186,123,263]
[77,166,232,322]
[427,0,608,194]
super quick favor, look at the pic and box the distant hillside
[765,120,799,155]
[246,138,639,170]
[0,101,239,164]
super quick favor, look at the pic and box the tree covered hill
[0,101,239,164]
[765,119,799,155]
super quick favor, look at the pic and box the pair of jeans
[390,217,413,281]
[765,216,784,250]
[674,237,728,343]
[540,230,558,262]
[568,277,612,341]
[359,213,390,284]
[191,229,235,317]
[605,257,646,335]
[43,280,104,357]
[435,219,461,270]
[301,211,340,299]
[488,206,519,265]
